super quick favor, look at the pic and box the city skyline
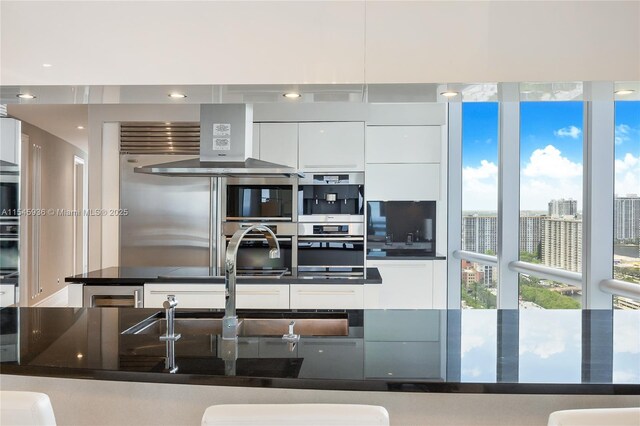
[462,101,640,212]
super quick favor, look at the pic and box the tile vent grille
[120,122,199,154]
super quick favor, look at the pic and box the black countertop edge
[2,367,639,395]
[66,277,382,285]
[366,255,447,261]
[0,278,18,286]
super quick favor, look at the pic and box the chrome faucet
[223,224,280,340]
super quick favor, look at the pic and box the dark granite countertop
[65,267,382,285]
[1,307,638,395]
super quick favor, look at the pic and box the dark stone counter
[1,307,638,395]
[65,267,382,285]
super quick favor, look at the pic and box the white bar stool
[202,404,390,426]
[0,391,57,426]
[548,407,640,426]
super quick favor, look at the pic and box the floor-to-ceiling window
[461,102,498,309]
[613,100,640,310]
[518,101,584,309]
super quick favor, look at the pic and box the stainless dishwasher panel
[120,154,211,267]
[84,285,143,308]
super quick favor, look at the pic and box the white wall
[1,1,637,85]
[19,122,87,305]
[3,375,640,426]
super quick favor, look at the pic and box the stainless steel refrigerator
[120,154,213,267]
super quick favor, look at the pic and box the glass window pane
[519,101,584,309]
[613,100,640,310]
[461,260,497,309]
[462,102,498,254]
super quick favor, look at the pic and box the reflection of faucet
[159,295,180,373]
[282,320,300,351]
[224,224,280,340]
[220,339,238,376]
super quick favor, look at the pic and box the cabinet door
[290,284,363,309]
[236,284,289,309]
[365,260,433,309]
[297,338,363,379]
[366,126,442,164]
[0,118,19,164]
[298,122,364,171]
[144,284,225,308]
[366,163,439,201]
[259,123,298,168]
[0,285,15,307]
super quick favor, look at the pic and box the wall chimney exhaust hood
[135,104,303,178]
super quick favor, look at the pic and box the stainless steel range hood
[135,104,303,178]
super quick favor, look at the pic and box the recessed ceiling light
[77,125,85,130]
[17,93,36,99]
[42,63,52,68]
[440,91,459,98]
[283,92,301,99]
[168,93,187,99]
[615,89,635,95]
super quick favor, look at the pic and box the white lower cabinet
[236,284,289,309]
[0,285,16,307]
[289,285,364,309]
[365,260,446,309]
[143,284,225,309]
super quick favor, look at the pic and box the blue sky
[462,101,640,211]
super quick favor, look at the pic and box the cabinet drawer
[236,284,289,309]
[366,126,442,164]
[0,285,16,307]
[290,285,363,309]
[366,260,434,309]
[298,338,363,379]
[144,284,225,309]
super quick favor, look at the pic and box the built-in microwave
[223,177,296,222]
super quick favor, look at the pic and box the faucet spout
[223,224,280,339]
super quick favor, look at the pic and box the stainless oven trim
[298,172,364,185]
[225,237,293,242]
[223,221,298,236]
[298,237,364,242]
[298,214,364,223]
[298,222,364,236]
[225,216,293,222]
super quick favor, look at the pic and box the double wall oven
[297,173,365,269]
[221,173,367,272]
[222,177,297,271]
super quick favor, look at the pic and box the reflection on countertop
[1,307,638,394]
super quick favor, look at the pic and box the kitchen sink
[121,313,349,337]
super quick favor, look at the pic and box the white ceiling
[7,105,88,152]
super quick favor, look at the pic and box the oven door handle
[225,237,292,242]
[298,237,364,242]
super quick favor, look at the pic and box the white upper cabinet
[258,123,298,168]
[366,126,441,164]
[0,119,19,165]
[298,122,365,171]
[366,163,440,201]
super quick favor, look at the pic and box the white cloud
[617,124,631,135]
[554,126,582,139]
[462,160,498,211]
[615,153,640,197]
[522,145,582,178]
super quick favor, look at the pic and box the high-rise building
[463,214,544,256]
[614,195,640,243]
[520,216,543,255]
[462,215,497,254]
[542,217,582,272]
[548,199,577,217]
